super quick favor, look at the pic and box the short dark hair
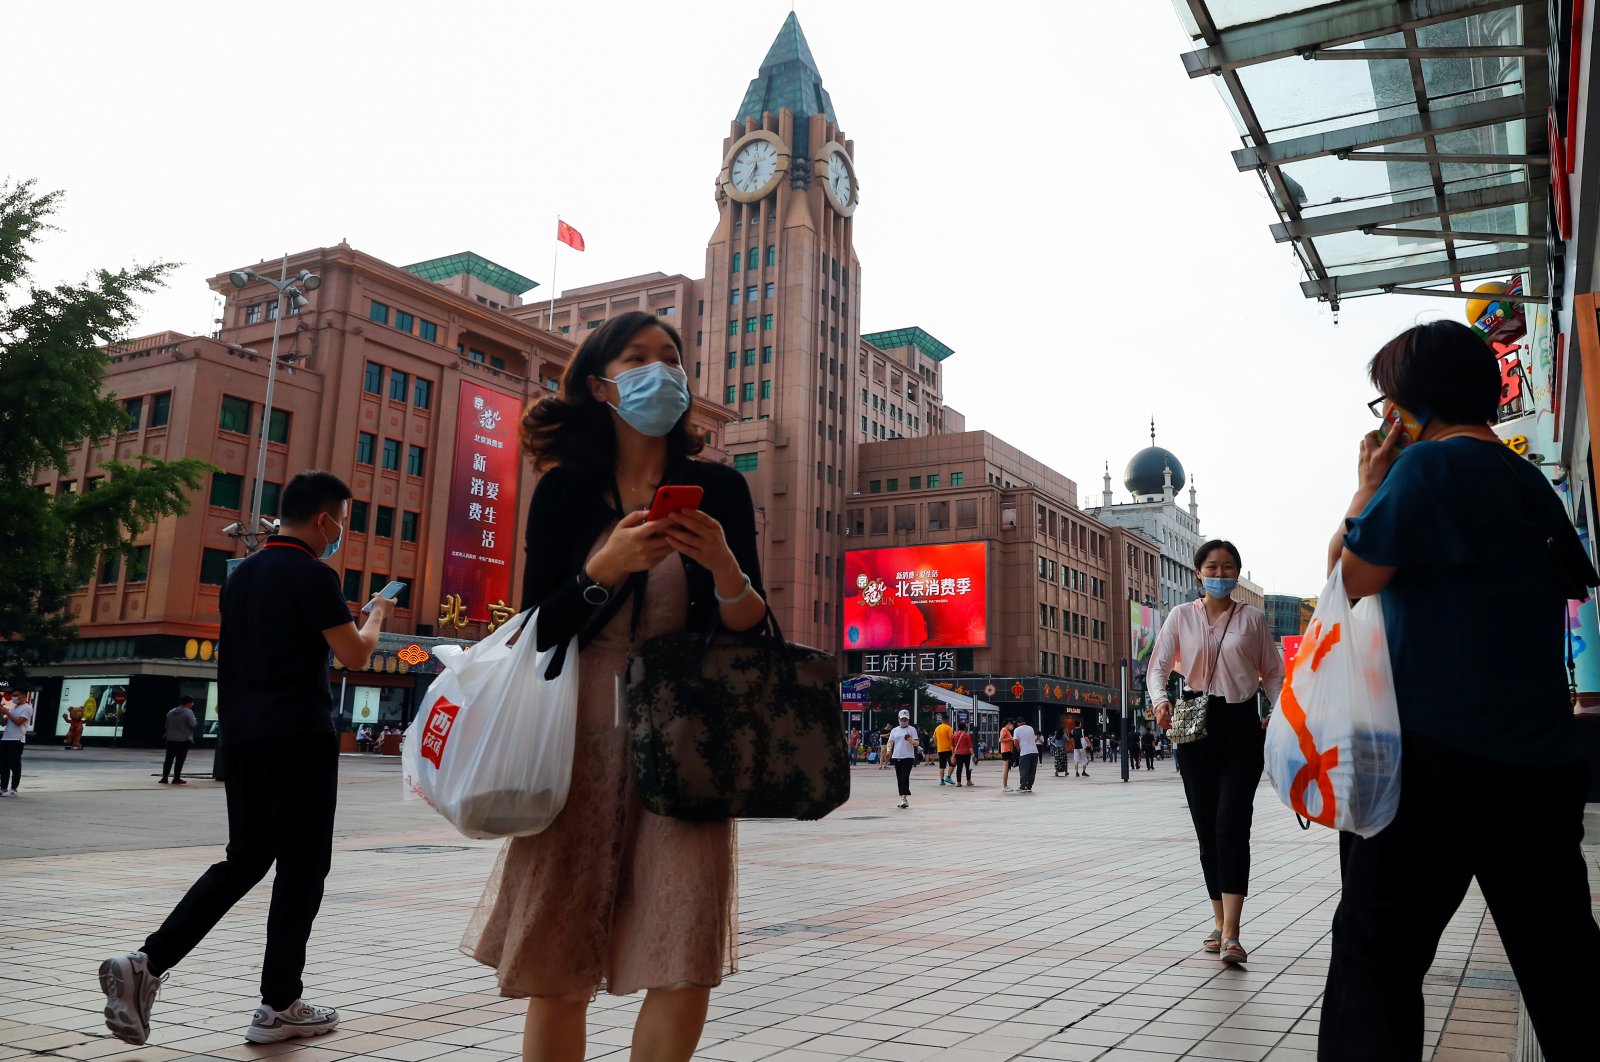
[1194,539,1242,571]
[1369,319,1501,425]
[180,695,194,705]
[520,311,703,476]
[280,470,353,523]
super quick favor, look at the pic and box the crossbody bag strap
[1196,601,1239,697]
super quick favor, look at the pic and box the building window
[869,480,881,494]
[762,314,774,330]
[870,506,888,534]
[343,568,364,601]
[749,246,759,269]
[364,362,383,394]
[245,304,263,324]
[742,382,755,402]
[199,549,231,587]
[369,301,389,325]
[149,391,172,428]
[894,505,916,532]
[726,350,738,369]
[760,379,772,399]
[730,289,741,305]
[209,472,243,509]
[766,245,776,266]
[743,348,757,366]
[394,310,414,334]
[267,408,291,444]
[349,500,369,533]
[388,370,408,402]
[414,378,433,410]
[727,321,738,336]
[762,346,772,363]
[928,474,940,489]
[375,506,395,538]
[259,480,282,517]
[586,320,603,331]
[418,319,439,343]
[401,510,420,543]
[928,501,949,529]
[887,478,899,492]
[764,282,775,298]
[733,453,758,472]
[407,445,425,477]
[731,251,741,272]
[126,545,151,584]
[356,432,376,464]
[218,395,251,435]
[122,396,143,431]
[725,385,737,404]
[745,317,757,333]
[910,476,922,490]
[951,472,965,487]
[382,438,401,471]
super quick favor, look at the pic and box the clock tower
[701,13,860,652]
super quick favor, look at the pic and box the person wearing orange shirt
[932,716,955,786]
[999,720,1017,792]
[950,722,975,787]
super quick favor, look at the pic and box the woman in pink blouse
[1147,540,1284,965]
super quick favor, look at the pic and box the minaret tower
[1102,462,1113,507]
[701,14,860,650]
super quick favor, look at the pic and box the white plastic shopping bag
[401,610,578,839]
[1265,563,1402,838]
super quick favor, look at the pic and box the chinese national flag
[556,220,585,251]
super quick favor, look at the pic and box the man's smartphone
[362,580,407,612]
[1376,400,1428,449]
[645,485,704,521]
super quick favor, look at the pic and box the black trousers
[1018,752,1039,790]
[0,740,21,789]
[953,754,972,783]
[893,757,914,796]
[1321,733,1599,1062]
[161,741,190,780]
[1144,749,1155,770]
[1178,698,1264,900]
[142,734,339,1009]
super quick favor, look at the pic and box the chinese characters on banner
[440,381,521,623]
[862,651,957,673]
[843,543,989,650]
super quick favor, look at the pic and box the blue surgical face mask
[602,362,691,437]
[320,518,343,560]
[1202,577,1238,599]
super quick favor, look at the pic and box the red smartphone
[645,485,703,521]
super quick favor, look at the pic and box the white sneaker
[0,790,14,797]
[100,951,164,1045]
[245,999,340,1043]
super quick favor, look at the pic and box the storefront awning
[1172,0,1552,308]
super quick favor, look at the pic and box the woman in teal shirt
[1320,320,1599,1062]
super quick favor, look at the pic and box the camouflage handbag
[625,613,851,821]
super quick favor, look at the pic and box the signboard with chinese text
[58,677,132,738]
[843,543,988,651]
[440,382,522,623]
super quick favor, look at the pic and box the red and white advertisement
[419,697,461,769]
[843,543,989,651]
[440,381,522,623]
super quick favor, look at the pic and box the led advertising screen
[440,381,522,623]
[843,542,988,651]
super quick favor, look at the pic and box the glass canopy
[1171,0,1549,307]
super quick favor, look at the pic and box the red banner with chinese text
[440,381,522,623]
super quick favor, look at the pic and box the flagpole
[547,216,559,333]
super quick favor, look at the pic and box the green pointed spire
[736,13,837,159]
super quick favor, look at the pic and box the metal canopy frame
[1178,0,1550,309]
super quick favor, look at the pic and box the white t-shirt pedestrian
[1013,723,1038,756]
[888,724,919,760]
[2,699,35,742]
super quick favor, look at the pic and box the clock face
[730,140,780,195]
[825,150,855,209]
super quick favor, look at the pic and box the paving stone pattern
[1,748,1586,1061]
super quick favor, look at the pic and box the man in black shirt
[100,471,394,1046]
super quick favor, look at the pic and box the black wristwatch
[578,568,611,606]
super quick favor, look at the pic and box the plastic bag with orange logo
[1264,563,1402,838]
[400,610,578,839]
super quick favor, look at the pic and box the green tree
[0,179,213,686]
[865,675,934,714]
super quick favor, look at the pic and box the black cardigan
[521,458,765,652]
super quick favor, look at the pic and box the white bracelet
[715,572,753,605]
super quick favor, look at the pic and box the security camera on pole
[224,255,321,553]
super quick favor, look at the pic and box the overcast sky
[8,0,1466,598]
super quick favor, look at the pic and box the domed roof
[1125,446,1185,498]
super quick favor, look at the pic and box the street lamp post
[226,255,321,552]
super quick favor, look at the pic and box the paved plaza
[2,746,1594,1062]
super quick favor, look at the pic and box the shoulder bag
[625,610,851,821]
[1169,602,1238,745]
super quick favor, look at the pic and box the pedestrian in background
[1,693,36,797]
[999,719,1017,791]
[1141,728,1157,772]
[100,471,394,1047]
[1318,320,1600,1060]
[951,721,974,787]
[888,710,919,808]
[1149,538,1283,966]
[1012,719,1040,793]
[933,713,954,786]
[158,696,197,785]
[878,726,892,769]
[1074,730,1091,778]
[63,701,85,750]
